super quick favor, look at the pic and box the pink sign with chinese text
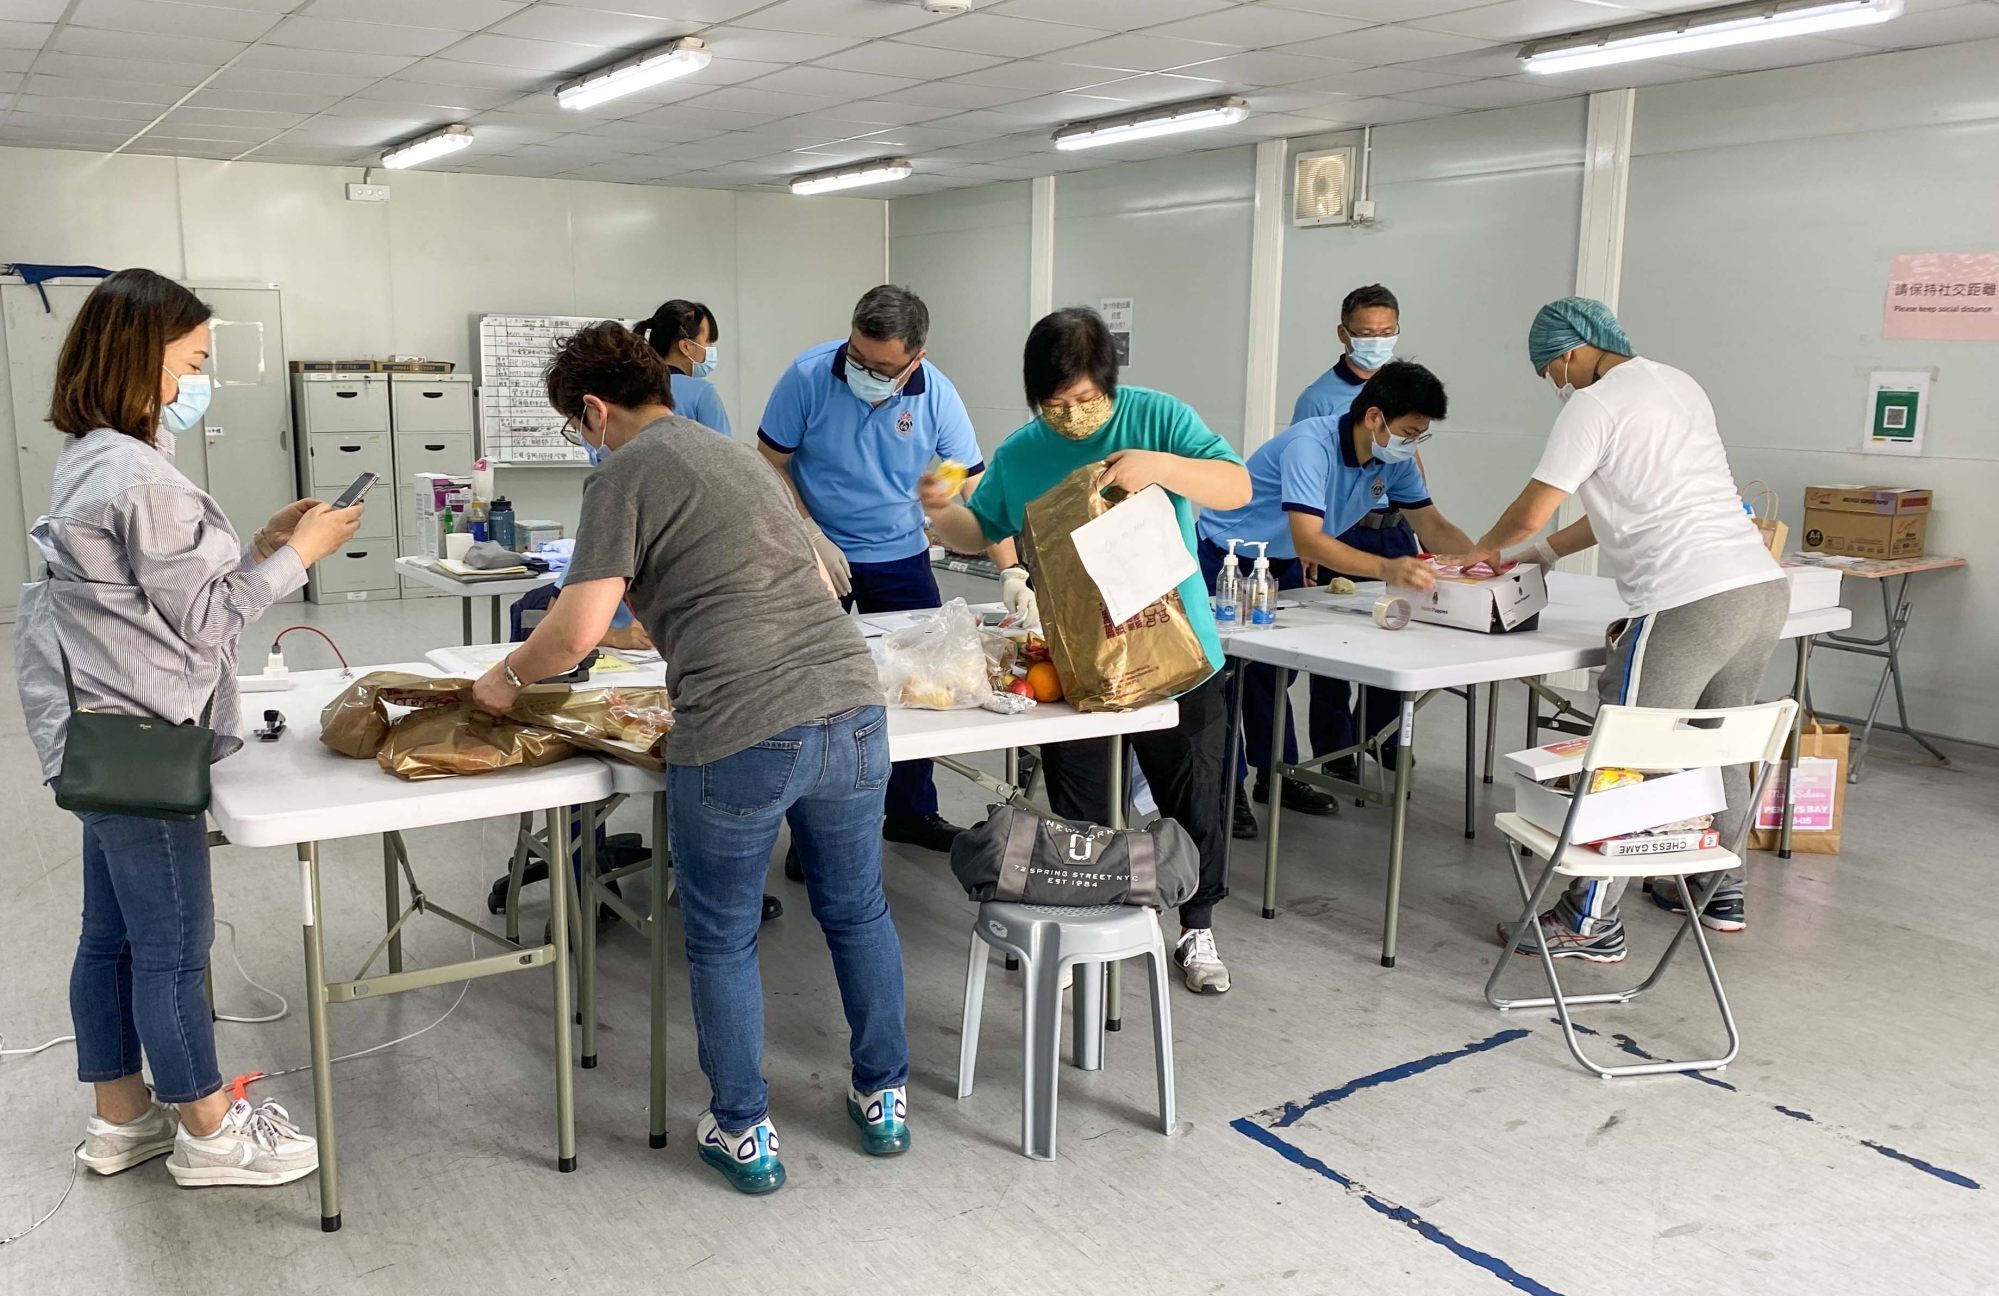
[1755,757,1838,833]
[1883,252,1999,340]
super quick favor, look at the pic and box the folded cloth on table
[462,540,528,571]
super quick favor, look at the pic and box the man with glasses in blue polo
[1197,360,1476,833]
[758,285,1010,862]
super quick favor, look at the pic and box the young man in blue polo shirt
[1198,361,1474,827]
[758,285,1012,858]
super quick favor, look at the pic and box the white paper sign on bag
[1068,484,1198,626]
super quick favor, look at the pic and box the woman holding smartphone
[15,268,363,1188]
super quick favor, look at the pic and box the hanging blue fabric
[3,263,115,312]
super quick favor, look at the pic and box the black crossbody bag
[53,646,216,822]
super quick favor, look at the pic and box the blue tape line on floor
[1234,1120,1571,1296]
[1252,1029,1529,1130]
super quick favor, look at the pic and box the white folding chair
[1484,699,1798,1079]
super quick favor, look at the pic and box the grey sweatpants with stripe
[1562,577,1789,934]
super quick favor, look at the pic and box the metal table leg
[1822,574,1952,781]
[1105,734,1125,1033]
[382,835,402,975]
[1779,635,1813,860]
[298,842,341,1232]
[461,597,474,647]
[649,791,669,1149]
[1463,683,1477,841]
[1381,697,1416,968]
[547,807,577,1173]
[1260,668,1290,919]
[1483,682,1499,784]
[1525,676,1539,750]
[490,595,503,645]
[578,802,600,1070]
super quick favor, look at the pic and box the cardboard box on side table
[1505,738,1727,843]
[1801,485,1931,560]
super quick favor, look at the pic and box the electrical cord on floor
[211,919,289,1025]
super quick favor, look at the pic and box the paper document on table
[862,603,1005,636]
[1067,485,1198,626]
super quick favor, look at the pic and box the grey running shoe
[1499,911,1629,963]
[79,1100,179,1175]
[167,1099,318,1188]
[1174,927,1232,993]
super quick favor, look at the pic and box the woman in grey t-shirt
[474,322,908,1195]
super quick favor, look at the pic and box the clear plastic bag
[876,598,992,710]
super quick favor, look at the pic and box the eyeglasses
[848,350,918,385]
[1394,429,1432,447]
[1345,325,1400,338]
[559,418,585,447]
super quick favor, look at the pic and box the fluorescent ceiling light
[790,157,914,196]
[1521,0,1903,74]
[557,36,711,110]
[381,123,473,170]
[1052,95,1249,151]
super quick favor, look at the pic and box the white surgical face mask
[162,368,212,433]
[1348,334,1397,370]
[690,344,718,379]
[1373,431,1421,464]
[1551,354,1577,405]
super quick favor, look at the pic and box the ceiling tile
[1290,23,1498,64]
[1146,6,1369,48]
[895,13,1108,57]
[1211,109,1369,137]
[957,57,1137,92]
[746,64,920,99]
[559,0,768,20]
[1288,65,1472,95]
[26,50,211,82]
[1660,34,1876,73]
[17,95,166,122]
[207,66,380,95]
[70,0,281,41]
[55,25,246,63]
[1500,58,1711,93]
[301,0,529,29]
[1299,94,1458,124]
[1051,32,1239,72]
[813,40,1008,77]
[233,43,420,76]
[444,32,607,70]
[989,0,1232,26]
[803,98,957,127]
[1836,2,1999,47]
[264,16,465,57]
[489,4,690,47]
[1415,1,1655,43]
[1397,44,1535,77]
[1388,76,1575,108]
[877,79,1034,109]
[984,90,1122,125]
[184,87,349,114]
[1165,49,1359,85]
[1259,0,1475,17]
[785,135,909,159]
[28,73,189,104]
[0,47,36,70]
[681,55,791,86]
[734,0,955,39]
[0,0,66,19]
[1242,86,1363,117]
[349,80,519,111]
[695,25,862,63]
[579,117,721,143]
[0,20,53,50]
[165,105,309,130]
[629,102,781,130]
[686,84,845,116]
[397,56,551,88]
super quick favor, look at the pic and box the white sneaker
[1174,927,1231,994]
[78,1100,180,1175]
[167,1099,318,1188]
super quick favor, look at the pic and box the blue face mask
[690,345,718,379]
[844,357,904,405]
[1348,334,1397,370]
[162,369,212,433]
[1373,430,1421,464]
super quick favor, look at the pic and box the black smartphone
[331,472,378,510]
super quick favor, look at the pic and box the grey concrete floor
[2,594,1995,1296]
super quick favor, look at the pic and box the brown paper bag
[1023,462,1212,713]
[510,685,674,772]
[1748,719,1848,854]
[1744,480,1788,560]
[378,703,576,781]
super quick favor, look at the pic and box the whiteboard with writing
[477,314,607,467]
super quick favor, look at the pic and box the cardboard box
[1505,737,1728,843]
[411,472,470,559]
[289,359,381,373]
[1780,563,1844,613]
[381,360,455,373]
[1802,485,1931,515]
[1801,508,1926,559]
[1391,562,1546,634]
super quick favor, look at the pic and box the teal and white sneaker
[696,1111,786,1195]
[847,1085,910,1157]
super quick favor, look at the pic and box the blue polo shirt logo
[897,410,913,436]
[1370,479,1386,500]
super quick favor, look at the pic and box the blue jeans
[843,549,940,819]
[668,705,909,1131]
[70,813,222,1105]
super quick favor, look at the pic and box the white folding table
[395,556,558,646]
[206,664,613,1232]
[1222,572,1851,967]
[425,642,1179,1146]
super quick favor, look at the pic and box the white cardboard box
[1781,563,1843,613]
[1391,562,1548,634]
[1505,737,1728,842]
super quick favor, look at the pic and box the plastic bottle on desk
[1245,541,1278,629]
[1213,538,1247,631]
[490,496,516,550]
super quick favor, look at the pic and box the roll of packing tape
[1372,595,1412,630]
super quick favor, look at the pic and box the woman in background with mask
[637,299,730,436]
[15,268,363,1190]
[1454,296,1785,958]
[919,307,1253,996]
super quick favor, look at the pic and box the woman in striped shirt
[15,269,361,1189]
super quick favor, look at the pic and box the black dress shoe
[1231,784,1259,840]
[783,845,804,883]
[1253,775,1340,816]
[882,813,965,854]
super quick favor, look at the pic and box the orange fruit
[1026,662,1064,703]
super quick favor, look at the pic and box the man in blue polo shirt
[1199,361,1474,833]
[758,285,1004,857]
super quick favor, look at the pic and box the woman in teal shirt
[921,308,1251,995]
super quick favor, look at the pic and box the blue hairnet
[1527,297,1633,375]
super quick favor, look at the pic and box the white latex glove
[1000,565,1040,633]
[807,525,852,599]
[1502,539,1560,568]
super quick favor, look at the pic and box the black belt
[1352,509,1407,532]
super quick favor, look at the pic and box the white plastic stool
[957,901,1176,1161]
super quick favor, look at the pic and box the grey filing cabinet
[389,372,476,599]
[292,372,400,603]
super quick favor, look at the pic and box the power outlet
[345,183,391,203]
[1352,199,1377,223]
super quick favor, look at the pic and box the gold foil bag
[1022,462,1212,713]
